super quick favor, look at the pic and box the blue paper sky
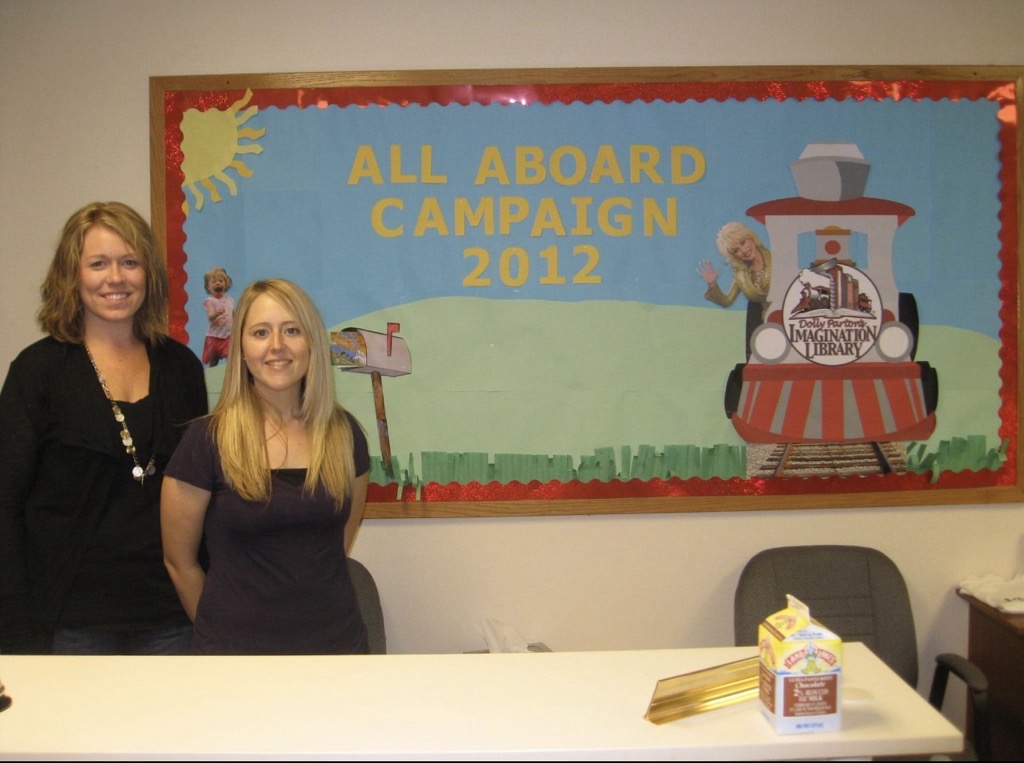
[181,96,1002,358]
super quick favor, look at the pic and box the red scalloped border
[367,464,1012,504]
[163,78,1019,502]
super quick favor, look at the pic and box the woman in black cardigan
[0,201,208,654]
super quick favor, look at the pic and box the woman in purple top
[161,279,370,654]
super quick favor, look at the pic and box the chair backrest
[348,558,386,654]
[733,545,918,687]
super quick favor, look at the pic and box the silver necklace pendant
[132,460,157,484]
[85,343,155,485]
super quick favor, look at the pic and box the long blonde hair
[210,278,357,508]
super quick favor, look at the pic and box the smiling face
[78,224,146,331]
[731,236,758,262]
[241,292,311,402]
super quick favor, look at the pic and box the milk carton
[758,594,842,733]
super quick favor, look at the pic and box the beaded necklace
[84,343,156,484]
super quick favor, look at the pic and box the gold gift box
[645,656,759,725]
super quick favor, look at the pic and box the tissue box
[758,594,842,734]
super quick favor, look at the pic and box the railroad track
[750,441,908,479]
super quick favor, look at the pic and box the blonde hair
[38,201,169,343]
[715,221,768,267]
[210,278,357,508]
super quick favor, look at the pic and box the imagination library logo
[782,262,882,366]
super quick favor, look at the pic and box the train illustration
[724,142,938,445]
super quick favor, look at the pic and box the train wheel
[725,363,744,418]
[918,361,939,413]
[899,293,920,359]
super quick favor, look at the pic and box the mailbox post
[330,322,411,477]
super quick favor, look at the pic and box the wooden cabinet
[959,592,1024,761]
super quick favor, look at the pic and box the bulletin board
[150,66,1023,517]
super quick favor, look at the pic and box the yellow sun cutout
[180,88,266,216]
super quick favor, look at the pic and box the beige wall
[2,0,1023,728]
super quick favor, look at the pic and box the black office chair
[348,558,386,654]
[734,545,990,761]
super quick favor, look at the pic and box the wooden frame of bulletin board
[151,66,1023,518]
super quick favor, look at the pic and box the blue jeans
[52,624,193,655]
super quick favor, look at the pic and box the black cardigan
[0,336,208,652]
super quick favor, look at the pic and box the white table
[0,642,961,760]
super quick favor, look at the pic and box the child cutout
[202,267,234,367]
